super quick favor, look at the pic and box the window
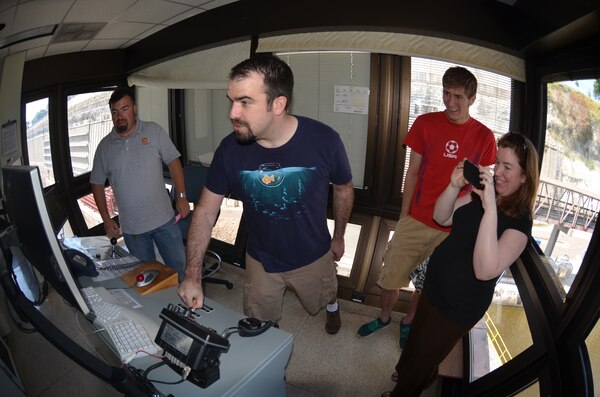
[279,51,370,188]
[66,90,115,232]
[532,80,599,297]
[67,91,112,177]
[480,276,534,375]
[405,58,519,380]
[25,98,53,186]
[404,58,512,191]
[586,318,600,395]
[184,88,231,164]
[136,86,169,133]
[70,87,174,233]
[212,198,243,245]
[409,57,512,134]
[78,187,117,230]
[183,51,371,190]
[327,219,362,278]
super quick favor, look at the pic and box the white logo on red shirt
[444,140,459,159]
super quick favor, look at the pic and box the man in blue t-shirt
[177,54,354,334]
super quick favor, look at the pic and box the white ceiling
[0,0,239,64]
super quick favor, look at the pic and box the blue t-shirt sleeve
[329,132,353,185]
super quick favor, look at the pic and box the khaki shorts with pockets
[377,216,448,290]
[244,251,338,323]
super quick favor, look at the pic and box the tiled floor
[3,258,441,397]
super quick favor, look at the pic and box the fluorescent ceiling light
[0,24,57,50]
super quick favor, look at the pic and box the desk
[85,270,294,396]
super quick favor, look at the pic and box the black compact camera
[463,160,483,190]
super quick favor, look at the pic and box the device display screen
[161,323,193,355]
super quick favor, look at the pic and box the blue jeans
[123,217,185,281]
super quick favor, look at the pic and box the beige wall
[0,51,25,336]
[0,51,26,168]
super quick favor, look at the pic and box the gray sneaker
[356,317,391,338]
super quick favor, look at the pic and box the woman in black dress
[383,132,540,397]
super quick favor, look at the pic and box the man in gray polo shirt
[90,87,189,279]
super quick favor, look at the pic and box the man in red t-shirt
[357,67,497,350]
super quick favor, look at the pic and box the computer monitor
[43,184,69,235]
[1,165,91,317]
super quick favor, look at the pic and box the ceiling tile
[6,35,52,54]
[0,7,17,38]
[53,22,107,43]
[201,0,238,10]
[163,8,205,25]
[24,46,47,61]
[14,0,72,31]
[0,0,18,12]
[0,0,241,65]
[45,40,88,56]
[168,0,213,6]
[122,38,140,48]
[117,0,192,24]
[65,0,137,22]
[95,21,155,40]
[135,24,167,40]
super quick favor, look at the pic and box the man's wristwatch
[177,192,186,199]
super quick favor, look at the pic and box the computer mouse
[135,269,160,287]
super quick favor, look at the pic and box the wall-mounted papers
[334,85,369,115]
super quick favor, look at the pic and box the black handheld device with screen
[155,304,230,388]
[463,160,483,190]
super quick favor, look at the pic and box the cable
[126,364,162,396]
[220,326,239,339]
[73,308,115,364]
[144,359,187,385]
[201,250,221,279]
[147,376,186,385]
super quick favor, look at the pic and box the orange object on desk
[121,261,178,295]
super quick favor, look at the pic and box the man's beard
[233,120,256,144]
[115,119,128,133]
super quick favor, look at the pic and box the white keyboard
[81,286,160,363]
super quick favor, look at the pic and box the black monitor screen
[43,184,68,235]
[2,165,90,317]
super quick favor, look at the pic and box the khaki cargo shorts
[244,251,338,323]
[377,216,448,290]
